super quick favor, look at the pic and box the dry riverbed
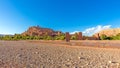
[0,40,120,68]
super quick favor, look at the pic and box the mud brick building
[65,32,70,42]
[77,32,82,40]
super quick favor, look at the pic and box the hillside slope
[94,28,120,37]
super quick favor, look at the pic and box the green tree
[100,34,107,40]
[46,36,52,40]
[54,34,65,40]
[3,35,12,40]
[71,35,77,40]
[13,34,22,40]
[112,35,120,40]
[0,36,3,40]
[70,33,77,40]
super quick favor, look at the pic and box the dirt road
[0,40,120,68]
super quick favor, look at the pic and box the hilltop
[21,26,62,36]
[94,28,120,37]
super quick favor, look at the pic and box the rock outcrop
[94,28,120,37]
[21,26,62,36]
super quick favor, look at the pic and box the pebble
[67,59,70,61]
[16,54,22,58]
[80,57,85,60]
[33,52,39,54]
[78,56,81,59]
[65,62,71,67]
[108,61,111,63]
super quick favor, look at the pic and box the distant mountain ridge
[94,28,120,37]
[21,26,62,36]
[0,34,13,36]
[0,34,4,36]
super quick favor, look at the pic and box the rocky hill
[94,28,120,37]
[21,26,62,36]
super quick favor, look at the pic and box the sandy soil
[0,40,120,68]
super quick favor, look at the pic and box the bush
[0,36,3,40]
[71,35,77,40]
[100,34,107,40]
[112,36,120,40]
[46,36,52,40]
[100,34,120,40]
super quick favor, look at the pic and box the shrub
[71,35,77,40]
[100,34,107,40]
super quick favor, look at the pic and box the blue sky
[0,0,120,35]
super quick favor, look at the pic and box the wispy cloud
[70,31,80,34]
[83,25,111,36]
[70,25,112,36]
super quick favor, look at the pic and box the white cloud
[70,25,112,36]
[70,31,80,34]
[83,25,111,36]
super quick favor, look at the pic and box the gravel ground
[0,40,120,68]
